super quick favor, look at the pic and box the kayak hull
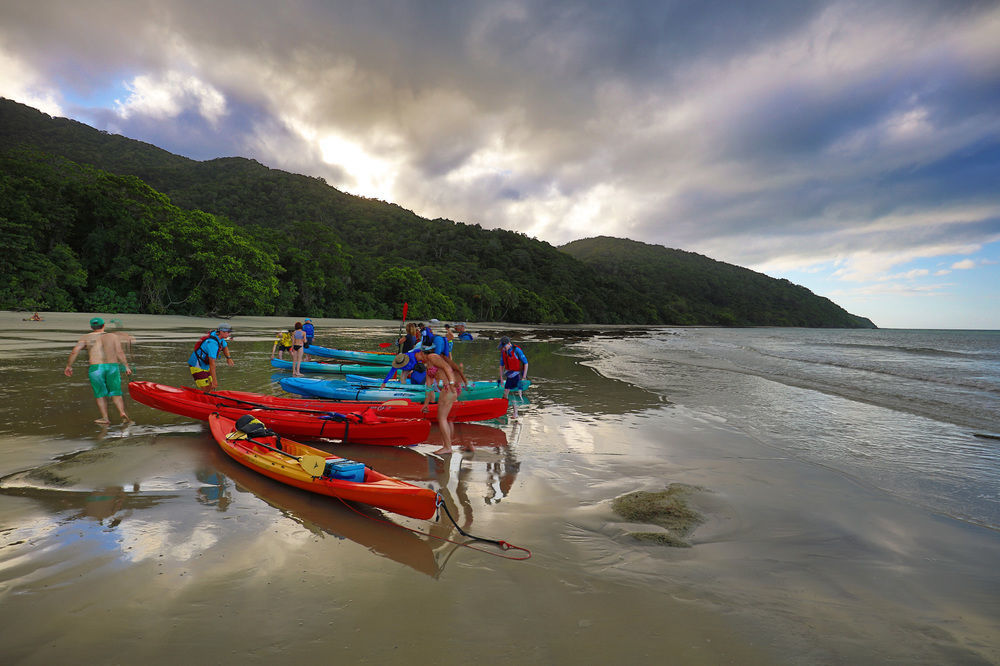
[209,413,438,519]
[271,358,387,375]
[279,376,505,402]
[345,374,532,393]
[302,345,397,365]
[129,381,430,446]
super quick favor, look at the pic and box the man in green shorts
[64,317,134,425]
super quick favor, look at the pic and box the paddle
[237,434,326,476]
[379,301,409,348]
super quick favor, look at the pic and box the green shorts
[88,363,123,398]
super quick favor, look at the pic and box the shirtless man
[64,317,133,425]
[414,349,470,455]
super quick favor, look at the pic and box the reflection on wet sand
[0,482,175,524]
[199,445,447,577]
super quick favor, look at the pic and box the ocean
[579,327,1000,530]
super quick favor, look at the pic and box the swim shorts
[504,370,522,391]
[88,363,123,398]
[190,365,212,388]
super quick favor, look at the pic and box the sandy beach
[1,312,998,664]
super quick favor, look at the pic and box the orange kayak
[130,381,430,446]
[209,413,438,520]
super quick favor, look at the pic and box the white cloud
[115,70,227,124]
[0,45,63,117]
[951,258,977,270]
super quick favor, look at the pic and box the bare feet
[94,418,110,425]
[122,418,136,426]
[432,447,453,455]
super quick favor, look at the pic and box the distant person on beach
[290,321,307,376]
[28,312,43,321]
[498,336,529,418]
[64,317,133,425]
[188,323,234,391]
[413,349,468,455]
[271,329,293,360]
[454,322,473,341]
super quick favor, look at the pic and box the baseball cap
[89,317,104,329]
[218,323,233,332]
[391,353,411,369]
[497,336,511,349]
[305,317,311,321]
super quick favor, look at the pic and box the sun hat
[89,317,104,329]
[429,318,441,325]
[218,323,233,332]
[391,353,411,369]
[497,336,511,349]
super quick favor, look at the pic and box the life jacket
[193,332,221,364]
[501,345,524,372]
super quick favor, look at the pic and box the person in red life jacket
[187,323,234,391]
[497,336,529,418]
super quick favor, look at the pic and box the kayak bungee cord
[334,493,531,561]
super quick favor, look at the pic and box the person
[397,322,420,353]
[28,312,43,321]
[302,317,315,360]
[271,329,293,360]
[498,336,529,417]
[188,323,235,391]
[64,317,133,425]
[413,349,468,455]
[290,321,307,376]
[382,351,427,387]
[455,322,473,341]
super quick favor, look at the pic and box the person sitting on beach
[382,351,428,387]
[271,329,293,360]
[188,323,234,391]
[29,312,43,321]
[64,317,133,425]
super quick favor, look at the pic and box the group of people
[64,315,529,452]
[382,319,528,455]
[270,318,315,376]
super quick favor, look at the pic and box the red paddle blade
[402,302,408,321]
[379,342,394,348]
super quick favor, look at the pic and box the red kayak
[187,385,508,422]
[209,413,438,519]
[130,382,430,446]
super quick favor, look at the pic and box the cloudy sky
[3,0,999,328]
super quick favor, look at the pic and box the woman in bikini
[290,322,307,376]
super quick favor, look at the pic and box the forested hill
[0,97,875,327]
[561,237,876,328]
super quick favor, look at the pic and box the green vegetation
[0,97,876,326]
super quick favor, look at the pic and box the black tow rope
[434,495,532,559]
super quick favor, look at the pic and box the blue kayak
[279,376,505,402]
[271,358,388,375]
[301,345,397,365]
[345,374,532,393]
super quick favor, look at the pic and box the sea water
[578,327,1000,530]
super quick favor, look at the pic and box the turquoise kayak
[271,358,388,375]
[302,345,396,365]
[279,376,505,402]
[345,374,531,393]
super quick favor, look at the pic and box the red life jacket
[501,345,523,372]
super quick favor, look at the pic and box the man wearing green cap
[64,317,133,425]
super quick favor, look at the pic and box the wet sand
[1,312,998,664]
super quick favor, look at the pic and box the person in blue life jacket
[188,323,235,391]
[302,317,315,360]
[498,336,529,417]
[381,351,428,387]
[454,322,474,341]
[421,326,469,386]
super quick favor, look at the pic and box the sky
[2,0,999,329]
